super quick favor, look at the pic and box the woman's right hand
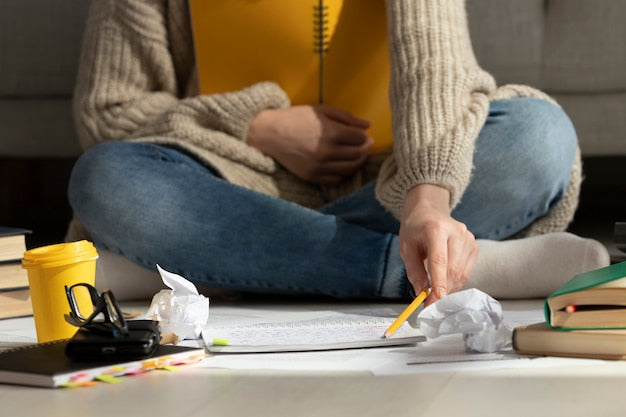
[246,104,373,184]
[399,184,478,306]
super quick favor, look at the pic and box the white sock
[465,232,610,299]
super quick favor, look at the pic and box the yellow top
[189,0,392,152]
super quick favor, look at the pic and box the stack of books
[513,261,626,359]
[0,227,32,319]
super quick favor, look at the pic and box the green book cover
[544,261,626,329]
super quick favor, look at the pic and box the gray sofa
[2,0,624,159]
[0,0,87,158]
[468,0,626,157]
[0,0,90,247]
[1,0,624,295]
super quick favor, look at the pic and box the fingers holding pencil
[382,287,431,339]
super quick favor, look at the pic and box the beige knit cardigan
[73,0,581,236]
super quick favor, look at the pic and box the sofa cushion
[468,0,626,92]
[0,99,80,157]
[556,93,626,156]
[543,0,626,92]
[0,0,91,97]
[467,0,545,88]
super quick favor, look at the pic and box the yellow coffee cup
[22,240,99,343]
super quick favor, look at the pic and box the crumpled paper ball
[145,265,209,340]
[417,288,512,352]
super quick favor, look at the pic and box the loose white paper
[145,265,209,340]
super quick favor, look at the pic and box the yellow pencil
[382,287,431,338]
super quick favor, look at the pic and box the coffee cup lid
[22,240,99,269]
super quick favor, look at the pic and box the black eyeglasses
[64,283,129,337]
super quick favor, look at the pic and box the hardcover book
[0,261,29,290]
[513,322,626,360]
[0,227,30,263]
[0,287,32,319]
[544,261,626,330]
[0,227,32,320]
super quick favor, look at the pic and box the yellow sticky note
[212,338,229,346]
[95,374,123,384]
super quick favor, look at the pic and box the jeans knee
[460,98,578,237]
[68,141,134,218]
[506,98,576,192]
[68,146,101,214]
[526,98,576,152]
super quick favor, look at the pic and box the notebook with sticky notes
[0,339,205,388]
[202,313,425,353]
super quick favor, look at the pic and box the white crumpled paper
[145,265,209,340]
[416,288,512,353]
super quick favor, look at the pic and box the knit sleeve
[375,0,497,218]
[72,1,290,163]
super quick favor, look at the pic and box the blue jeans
[68,98,576,299]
